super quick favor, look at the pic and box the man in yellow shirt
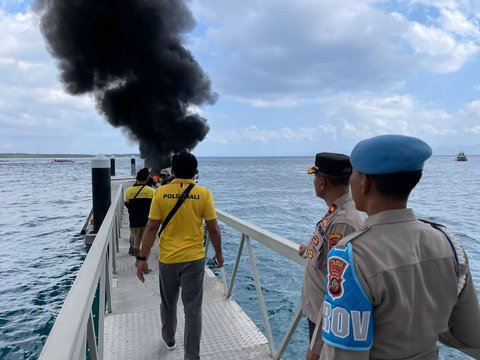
[136,151,223,360]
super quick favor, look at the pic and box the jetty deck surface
[103,207,272,360]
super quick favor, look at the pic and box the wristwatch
[136,255,147,261]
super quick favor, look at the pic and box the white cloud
[1,2,480,155]
[0,8,139,154]
[203,90,477,153]
[465,125,480,134]
[227,95,301,108]
[458,100,480,133]
[191,0,480,100]
[207,124,329,144]
[400,20,477,72]
[438,8,480,37]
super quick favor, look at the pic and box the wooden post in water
[110,156,115,176]
[92,154,111,234]
[130,156,136,176]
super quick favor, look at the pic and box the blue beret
[350,135,432,174]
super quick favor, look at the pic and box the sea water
[0,156,478,359]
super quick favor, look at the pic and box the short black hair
[320,174,351,187]
[171,151,197,179]
[136,168,150,182]
[368,171,422,200]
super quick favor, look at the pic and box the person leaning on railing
[309,135,480,360]
[136,151,223,360]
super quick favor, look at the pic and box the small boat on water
[53,158,74,163]
[455,152,468,161]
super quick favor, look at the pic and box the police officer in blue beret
[310,135,480,360]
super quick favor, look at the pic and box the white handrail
[38,186,124,360]
[213,209,306,360]
[216,209,305,266]
[39,198,480,360]
[213,209,480,360]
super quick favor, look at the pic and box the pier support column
[92,154,111,234]
[110,156,115,176]
[130,156,136,176]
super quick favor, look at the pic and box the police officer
[314,135,480,359]
[300,153,364,359]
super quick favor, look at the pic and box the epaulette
[335,227,370,250]
[419,219,468,296]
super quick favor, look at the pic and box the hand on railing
[299,244,308,258]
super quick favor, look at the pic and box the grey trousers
[159,258,205,360]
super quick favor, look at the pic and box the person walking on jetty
[124,167,155,271]
[312,135,480,360]
[136,151,223,360]
[299,153,364,359]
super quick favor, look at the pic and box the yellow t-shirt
[149,178,217,264]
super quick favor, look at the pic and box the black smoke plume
[34,0,217,170]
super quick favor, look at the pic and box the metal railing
[207,209,306,360]
[39,191,480,360]
[210,209,480,360]
[38,185,124,360]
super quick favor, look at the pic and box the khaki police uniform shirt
[316,208,480,360]
[301,193,364,323]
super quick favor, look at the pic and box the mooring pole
[130,156,136,176]
[92,154,111,234]
[110,156,115,176]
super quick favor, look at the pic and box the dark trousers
[159,258,205,360]
[308,319,316,341]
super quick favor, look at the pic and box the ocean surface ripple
[0,156,479,359]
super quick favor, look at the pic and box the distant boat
[53,158,74,163]
[455,152,468,161]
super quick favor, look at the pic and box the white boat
[53,158,74,163]
[455,152,468,161]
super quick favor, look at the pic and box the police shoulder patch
[327,256,348,299]
[322,243,373,351]
[327,233,343,249]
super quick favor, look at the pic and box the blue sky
[1,0,480,156]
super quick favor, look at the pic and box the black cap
[307,152,352,176]
[136,167,150,181]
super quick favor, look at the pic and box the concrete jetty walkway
[103,206,272,360]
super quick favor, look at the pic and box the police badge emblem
[327,256,349,299]
[327,233,343,249]
[328,203,337,215]
[322,217,328,227]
